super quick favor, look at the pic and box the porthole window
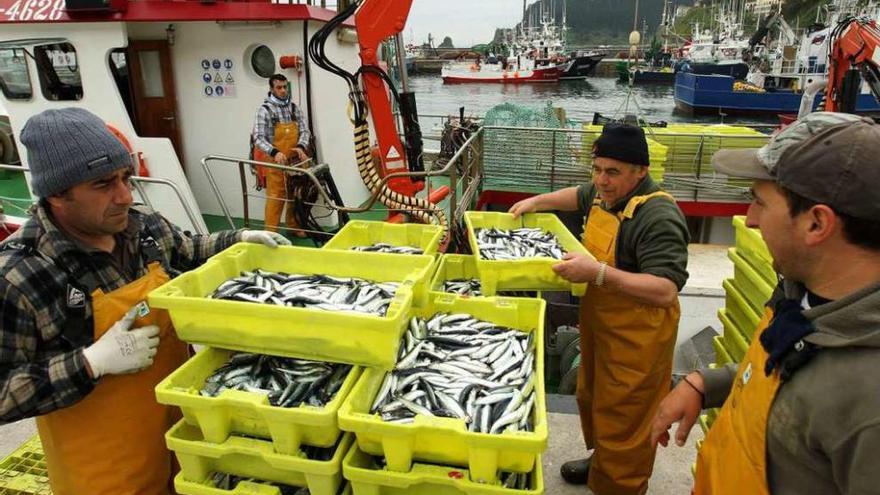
[251,45,275,78]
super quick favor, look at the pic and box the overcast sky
[406,0,527,48]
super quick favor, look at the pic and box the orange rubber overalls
[694,308,777,495]
[577,191,681,495]
[32,236,189,495]
[254,121,302,233]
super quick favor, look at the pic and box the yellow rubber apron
[694,308,778,495]
[576,191,681,495]
[255,122,301,233]
[36,262,189,495]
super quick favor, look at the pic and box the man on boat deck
[0,107,288,495]
[510,123,689,494]
[252,73,312,238]
[652,112,880,495]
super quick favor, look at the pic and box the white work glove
[241,230,292,248]
[82,307,160,379]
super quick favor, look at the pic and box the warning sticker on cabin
[201,55,236,98]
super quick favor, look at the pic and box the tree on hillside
[439,36,454,48]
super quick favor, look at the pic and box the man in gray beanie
[0,107,289,495]
[508,123,689,494]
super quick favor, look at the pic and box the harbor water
[408,75,780,125]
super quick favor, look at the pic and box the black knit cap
[593,123,650,167]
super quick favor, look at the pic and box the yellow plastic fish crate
[149,244,436,369]
[430,254,480,294]
[430,255,542,300]
[0,438,51,495]
[175,473,352,495]
[722,279,760,343]
[718,309,749,362]
[167,420,352,495]
[698,414,710,435]
[338,294,548,483]
[464,212,590,296]
[156,348,362,455]
[343,442,544,495]
[712,336,733,366]
[732,217,776,285]
[322,221,445,256]
[728,248,774,314]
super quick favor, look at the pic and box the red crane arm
[825,19,880,112]
[354,0,423,197]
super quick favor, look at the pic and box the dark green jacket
[576,176,690,290]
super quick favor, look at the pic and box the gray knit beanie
[20,108,131,198]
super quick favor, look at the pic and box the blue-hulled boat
[674,72,880,116]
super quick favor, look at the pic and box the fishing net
[483,102,589,194]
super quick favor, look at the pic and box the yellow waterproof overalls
[254,121,302,233]
[33,237,189,495]
[577,191,681,495]
[694,308,777,495]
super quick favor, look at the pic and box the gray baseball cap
[712,112,880,220]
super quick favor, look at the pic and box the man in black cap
[652,112,880,495]
[510,123,689,494]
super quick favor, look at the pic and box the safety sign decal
[201,55,236,98]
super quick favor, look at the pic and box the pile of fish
[200,352,351,408]
[371,313,537,435]
[442,279,535,298]
[210,269,400,316]
[351,243,424,255]
[209,473,306,494]
[476,227,566,261]
[443,278,484,296]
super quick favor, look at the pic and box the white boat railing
[0,163,208,234]
[201,126,484,248]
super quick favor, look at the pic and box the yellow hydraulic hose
[353,123,448,229]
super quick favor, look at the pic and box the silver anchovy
[200,352,351,409]
[371,313,537,435]
[210,269,399,316]
[475,227,567,261]
[351,243,424,255]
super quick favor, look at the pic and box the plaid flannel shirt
[252,95,311,157]
[0,204,241,423]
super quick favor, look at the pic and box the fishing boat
[0,0,369,236]
[675,0,880,116]
[440,61,560,84]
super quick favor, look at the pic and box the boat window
[251,45,275,78]
[0,48,32,100]
[33,42,83,101]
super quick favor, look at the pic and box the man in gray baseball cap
[651,112,880,495]
[0,107,291,495]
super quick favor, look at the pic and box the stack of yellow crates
[149,242,439,495]
[701,216,777,436]
[0,436,51,495]
[337,218,550,494]
[148,218,552,495]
